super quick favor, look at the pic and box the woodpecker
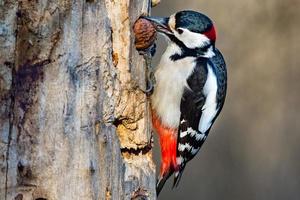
[143,10,227,195]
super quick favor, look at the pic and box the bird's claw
[138,44,156,95]
[144,82,154,95]
[139,43,156,57]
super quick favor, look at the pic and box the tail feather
[172,166,185,188]
[156,171,173,196]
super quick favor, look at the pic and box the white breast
[151,44,196,128]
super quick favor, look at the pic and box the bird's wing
[174,51,227,187]
[174,58,208,187]
[212,48,227,110]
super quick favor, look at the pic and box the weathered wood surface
[0,0,156,199]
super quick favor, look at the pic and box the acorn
[133,17,157,51]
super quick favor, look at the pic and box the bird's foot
[138,44,156,95]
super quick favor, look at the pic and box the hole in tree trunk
[14,194,23,200]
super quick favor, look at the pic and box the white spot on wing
[180,127,198,138]
[190,147,199,155]
[198,64,218,133]
[177,156,184,164]
[188,128,197,137]
[195,132,206,141]
[180,130,188,138]
[178,143,192,152]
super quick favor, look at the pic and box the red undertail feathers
[152,110,178,195]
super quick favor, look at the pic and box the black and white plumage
[175,49,227,186]
[143,10,227,195]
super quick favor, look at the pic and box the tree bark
[0,0,156,199]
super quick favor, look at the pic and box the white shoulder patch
[198,64,218,133]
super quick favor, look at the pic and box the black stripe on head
[168,33,212,61]
[175,10,213,34]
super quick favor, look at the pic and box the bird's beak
[141,16,172,35]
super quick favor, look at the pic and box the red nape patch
[203,25,216,41]
[152,111,178,176]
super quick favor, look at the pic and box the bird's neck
[165,42,215,61]
[161,43,183,62]
[200,45,216,58]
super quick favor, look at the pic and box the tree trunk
[0,0,156,199]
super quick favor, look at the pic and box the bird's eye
[177,28,184,34]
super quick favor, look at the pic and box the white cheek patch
[174,28,210,49]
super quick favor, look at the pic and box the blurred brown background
[151,0,300,199]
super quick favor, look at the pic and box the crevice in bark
[131,187,149,200]
[48,29,61,59]
[112,117,124,127]
[4,4,19,196]
[14,194,23,200]
[120,140,152,156]
[17,160,36,185]
[4,56,53,199]
[74,56,100,70]
[105,187,112,200]
[5,68,15,200]
[113,117,153,156]
[14,58,50,142]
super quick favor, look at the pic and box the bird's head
[143,10,216,58]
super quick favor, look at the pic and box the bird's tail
[173,166,186,188]
[156,170,173,196]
